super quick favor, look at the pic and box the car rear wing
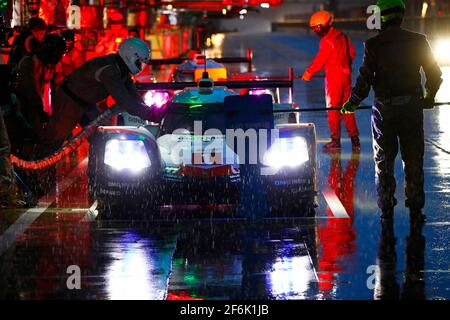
[136,67,294,103]
[148,48,254,72]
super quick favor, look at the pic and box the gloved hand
[422,91,436,110]
[301,71,313,81]
[341,100,359,114]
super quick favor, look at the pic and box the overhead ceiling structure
[143,0,283,12]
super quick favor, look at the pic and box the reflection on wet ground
[167,220,318,300]
[1,32,450,300]
[375,220,426,300]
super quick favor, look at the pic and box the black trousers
[38,87,100,158]
[371,100,425,210]
[0,112,15,198]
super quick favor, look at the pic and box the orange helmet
[309,11,333,28]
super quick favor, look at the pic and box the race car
[148,48,254,82]
[119,50,257,127]
[88,69,317,217]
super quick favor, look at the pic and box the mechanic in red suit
[302,11,360,152]
[318,150,360,293]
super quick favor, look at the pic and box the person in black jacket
[7,17,47,65]
[12,33,66,159]
[341,0,442,222]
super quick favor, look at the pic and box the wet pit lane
[1,32,450,300]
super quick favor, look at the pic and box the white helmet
[118,38,151,75]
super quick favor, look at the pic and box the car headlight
[263,137,309,168]
[144,90,171,108]
[104,139,151,172]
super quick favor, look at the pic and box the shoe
[16,192,38,208]
[0,191,37,209]
[351,136,361,151]
[323,139,341,152]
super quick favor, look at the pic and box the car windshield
[159,103,227,135]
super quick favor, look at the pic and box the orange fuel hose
[10,108,119,170]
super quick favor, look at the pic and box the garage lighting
[211,33,225,47]
[239,9,247,15]
[261,3,270,9]
[104,139,151,172]
[421,2,428,18]
[222,8,227,15]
